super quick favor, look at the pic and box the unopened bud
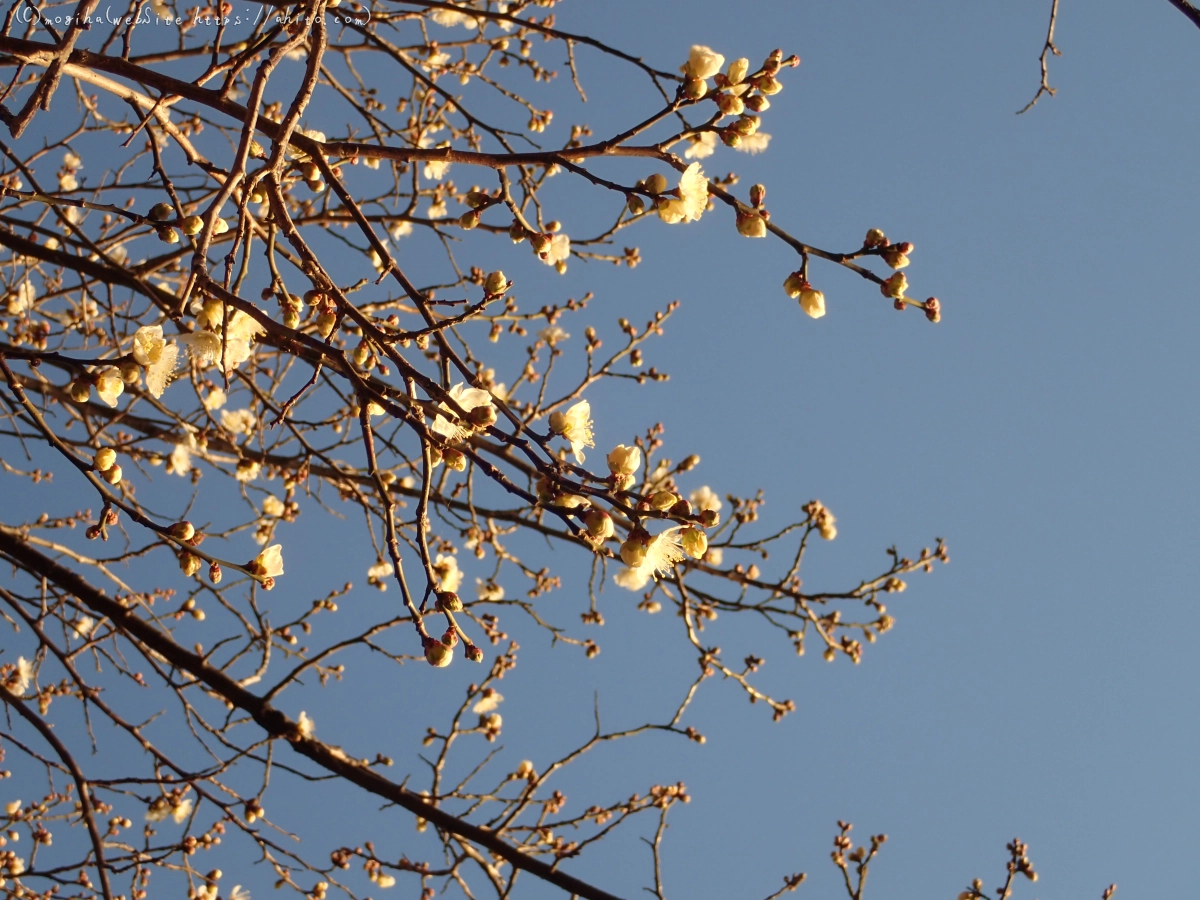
[100,464,123,485]
[436,592,463,613]
[699,509,720,528]
[209,562,222,583]
[181,215,204,235]
[458,210,479,230]
[467,404,498,429]
[94,447,117,471]
[720,129,742,148]
[682,77,707,100]
[716,93,745,117]
[668,498,693,517]
[644,173,668,195]
[157,226,179,244]
[736,209,767,238]
[465,190,490,209]
[443,448,467,471]
[924,297,941,323]
[746,94,770,112]
[424,639,454,668]
[179,552,201,576]
[881,247,910,269]
[620,531,649,568]
[583,508,615,541]
[484,271,509,296]
[726,57,750,85]
[315,311,337,338]
[508,220,527,243]
[465,644,484,663]
[627,194,646,215]
[650,491,677,511]
[70,380,91,403]
[880,272,907,299]
[749,184,766,207]
[756,75,783,95]
[681,527,708,560]
[798,287,826,320]
[149,202,174,222]
[168,521,195,541]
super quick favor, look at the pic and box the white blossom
[539,233,571,267]
[657,163,708,224]
[613,565,650,592]
[252,544,284,577]
[431,7,477,27]
[733,133,771,154]
[13,657,33,693]
[684,131,717,160]
[538,326,569,344]
[432,383,494,442]
[172,798,193,824]
[297,711,315,738]
[475,578,504,601]
[95,367,124,407]
[682,45,725,81]
[203,387,227,411]
[549,400,594,463]
[433,553,462,593]
[472,690,504,713]
[690,485,723,514]
[220,408,257,437]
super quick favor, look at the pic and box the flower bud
[650,491,677,512]
[94,447,117,471]
[149,202,175,221]
[757,75,783,95]
[465,644,484,663]
[746,94,770,112]
[720,129,742,148]
[732,115,760,136]
[799,287,826,319]
[924,297,941,323]
[881,247,910,269]
[425,639,454,668]
[529,232,551,254]
[300,162,320,181]
[178,551,201,576]
[212,218,229,235]
[627,194,646,215]
[644,173,668,195]
[716,93,745,117]
[315,310,337,338]
[726,57,750,85]
[458,210,479,230]
[441,628,459,648]
[736,209,767,238]
[484,271,509,296]
[681,527,708,560]
[620,535,648,568]
[69,380,91,402]
[467,404,498,429]
[880,272,907,299]
[864,227,887,248]
[607,444,641,476]
[508,220,527,243]
[668,498,693,517]
[699,509,720,528]
[610,472,635,492]
[181,215,204,235]
[465,190,490,209]
[443,448,467,471]
[583,508,615,541]
[209,562,222,584]
[682,77,707,100]
[157,226,179,244]
[436,591,463,613]
[168,521,195,541]
[749,184,767,207]
[120,361,141,385]
[100,464,123,485]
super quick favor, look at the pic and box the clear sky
[4,1,1199,899]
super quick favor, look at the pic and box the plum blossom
[95,367,124,407]
[684,131,717,160]
[221,408,256,437]
[734,133,772,154]
[431,6,477,27]
[682,45,725,81]
[433,553,462,593]
[549,400,594,463]
[432,383,494,442]
[13,656,33,693]
[690,485,723,514]
[538,233,571,268]
[613,565,651,592]
[251,544,284,577]
[172,798,193,824]
[475,578,504,601]
[472,690,504,713]
[297,711,315,738]
[657,163,708,224]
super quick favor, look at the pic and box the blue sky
[4,1,1200,898]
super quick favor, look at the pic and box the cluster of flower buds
[298,160,324,192]
[803,499,837,540]
[736,185,770,238]
[93,446,122,485]
[783,272,826,319]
